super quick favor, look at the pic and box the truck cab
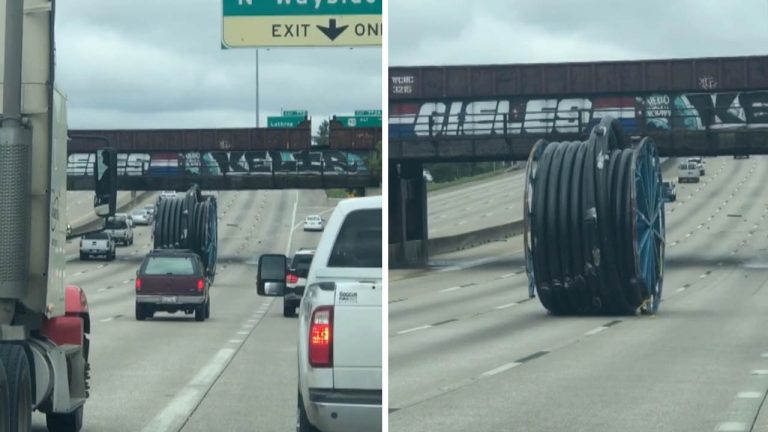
[257,196,382,432]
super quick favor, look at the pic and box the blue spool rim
[524,139,548,299]
[630,138,665,313]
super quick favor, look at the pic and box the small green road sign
[268,116,305,128]
[282,110,308,117]
[335,115,382,128]
[354,109,382,116]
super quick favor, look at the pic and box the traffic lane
[180,195,334,432]
[428,171,524,237]
[389,155,756,345]
[63,190,257,315]
[390,156,750,321]
[389,157,767,425]
[390,253,768,431]
[31,190,279,431]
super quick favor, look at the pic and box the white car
[303,215,324,231]
[258,196,382,432]
[687,157,705,176]
[130,209,153,225]
[678,161,701,183]
[159,191,177,200]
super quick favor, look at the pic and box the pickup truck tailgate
[139,275,200,296]
[332,281,382,390]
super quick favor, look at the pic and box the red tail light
[135,278,142,291]
[309,306,333,367]
[286,273,299,284]
[197,278,205,292]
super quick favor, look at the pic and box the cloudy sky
[55,0,381,132]
[390,0,768,66]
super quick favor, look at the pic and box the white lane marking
[458,220,467,225]
[751,369,768,375]
[761,353,768,358]
[122,279,130,284]
[228,339,243,344]
[97,288,106,292]
[247,319,257,323]
[440,286,461,293]
[495,303,518,310]
[236,331,249,336]
[715,422,746,432]
[699,273,709,279]
[585,326,608,336]
[397,325,432,335]
[697,224,703,229]
[685,233,691,238]
[141,348,237,432]
[500,273,516,279]
[480,362,521,378]
[100,317,113,323]
[97,264,104,269]
[75,271,83,276]
[286,190,300,255]
[737,392,762,399]
[675,287,686,293]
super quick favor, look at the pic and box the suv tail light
[286,273,299,284]
[197,278,205,292]
[135,278,142,291]
[309,306,333,367]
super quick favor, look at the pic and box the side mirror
[257,254,287,296]
[94,148,118,217]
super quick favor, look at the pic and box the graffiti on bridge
[389,91,768,138]
[67,150,372,177]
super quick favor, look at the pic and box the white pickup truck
[257,196,382,432]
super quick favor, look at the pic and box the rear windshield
[105,218,128,229]
[143,256,197,276]
[328,209,382,268]
[291,254,314,277]
[84,232,109,240]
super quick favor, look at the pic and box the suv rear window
[105,218,128,229]
[328,209,382,268]
[143,256,197,276]
[84,232,109,240]
[291,254,314,278]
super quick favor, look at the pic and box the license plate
[161,296,177,304]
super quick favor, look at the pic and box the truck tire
[0,345,31,432]
[79,253,86,261]
[45,406,83,432]
[297,392,320,432]
[195,304,205,322]
[204,298,210,319]
[0,360,11,432]
[135,303,146,321]
[283,300,295,318]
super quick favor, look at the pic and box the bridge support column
[389,161,428,268]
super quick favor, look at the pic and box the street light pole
[255,49,260,127]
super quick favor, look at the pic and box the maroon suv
[135,249,211,321]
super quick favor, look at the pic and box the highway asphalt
[391,156,768,431]
[34,189,339,431]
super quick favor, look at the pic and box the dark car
[284,249,315,317]
[135,250,211,322]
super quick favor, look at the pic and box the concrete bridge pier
[389,161,428,268]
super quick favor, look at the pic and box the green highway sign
[335,115,382,128]
[267,116,305,128]
[222,0,382,48]
[354,109,382,116]
[282,110,308,117]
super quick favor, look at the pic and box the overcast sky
[390,0,768,66]
[55,0,381,132]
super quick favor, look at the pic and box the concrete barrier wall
[70,191,153,236]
